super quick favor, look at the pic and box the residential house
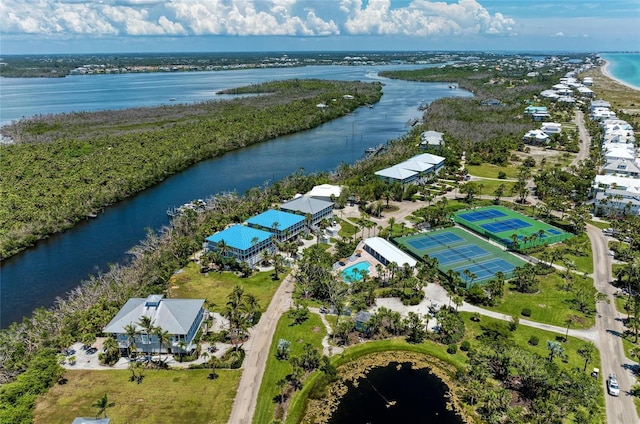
[205,224,274,267]
[420,130,445,147]
[603,159,640,178]
[541,122,562,135]
[523,129,550,145]
[594,189,640,217]
[246,209,306,242]
[307,184,342,203]
[280,196,334,227]
[103,295,205,355]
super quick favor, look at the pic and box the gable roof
[103,295,204,335]
[375,165,418,181]
[247,209,305,231]
[206,225,272,251]
[281,196,334,215]
[412,153,445,165]
[307,184,342,199]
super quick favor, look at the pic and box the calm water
[0,65,472,327]
[328,362,463,424]
[600,53,640,90]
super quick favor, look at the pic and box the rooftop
[281,196,334,215]
[247,209,305,231]
[206,225,273,251]
[364,237,417,267]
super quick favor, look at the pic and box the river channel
[0,65,472,327]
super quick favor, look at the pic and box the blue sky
[1,0,638,55]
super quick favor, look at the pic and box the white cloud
[0,0,514,39]
[552,32,565,37]
[341,0,515,37]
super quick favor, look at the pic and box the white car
[607,373,620,396]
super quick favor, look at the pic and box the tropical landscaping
[1,53,640,424]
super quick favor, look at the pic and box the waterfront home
[246,209,306,242]
[532,111,552,122]
[307,184,342,203]
[280,196,334,227]
[577,86,595,98]
[375,164,420,184]
[420,130,445,147]
[103,294,205,355]
[590,99,611,112]
[523,129,550,145]
[205,224,274,267]
[593,174,640,193]
[375,153,445,184]
[362,237,417,268]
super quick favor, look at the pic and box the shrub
[460,340,471,352]
[528,335,539,346]
[447,344,458,354]
[497,171,507,179]
[521,307,532,317]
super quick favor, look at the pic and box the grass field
[170,263,284,314]
[488,272,596,329]
[253,312,326,424]
[465,163,519,179]
[34,369,240,424]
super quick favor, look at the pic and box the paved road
[227,272,295,424]
[588,224,638,424]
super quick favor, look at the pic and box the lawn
[170,263,284,314]
[488,272,596,329]
[465,163,518,179]
[34,369,240,424]
[253,312,326,424]
[336,217,358,239]
[460,312,601,373]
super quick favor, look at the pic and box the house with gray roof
[420,130,445,147]
[103,295,205,355]
[205,224,274,267]
[603,159,640,178]
[280,196,334,226]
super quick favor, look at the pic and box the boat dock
[365,144,385,157]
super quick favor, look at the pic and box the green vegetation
[490,272,597,329]
[0,79,382,259]
[253,311,325,423]
[33,369,240,424]
[170,263,284,314]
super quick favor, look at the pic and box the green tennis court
[395,227,526,287]
[453,206,572,251]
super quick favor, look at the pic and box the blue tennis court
[547,228,562,235]
[431,244,491,265]
[480,218,532,233]
[453,258,516,281]
[457,209,507,222]
[406,232,464,250]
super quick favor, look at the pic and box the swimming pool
[341,261,372,282]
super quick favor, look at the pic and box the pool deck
[335,242,382,279]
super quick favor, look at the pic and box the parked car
[607,373,620,396]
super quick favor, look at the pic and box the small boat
[169,98,176,101]
[167,199,208,217]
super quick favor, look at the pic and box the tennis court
[395,227,526,287]
[453,206,572,251]
[430,244,491,265]
[452,258,516,281]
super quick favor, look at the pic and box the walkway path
[227,272,295,424]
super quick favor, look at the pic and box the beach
[599,54,640,92]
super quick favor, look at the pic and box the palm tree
[92,394,115,419]
[153,326,170,365]
[137,316,155,358]
[387,217,396,237]
[546,340,565,363]
[124,323,140,359]
[177,340,187,362]
[577,341,597,372]
[102,337,119,364]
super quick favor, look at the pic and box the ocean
[600,53,640,89]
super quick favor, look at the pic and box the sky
[1,0,639,55]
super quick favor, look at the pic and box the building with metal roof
[205,224,274,267]
[103,295,205,355]
[280,196,334,226]
[247,209,306,242]
[363,237,417,268]
[307,184,342,203]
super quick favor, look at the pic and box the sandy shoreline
[600,58,640,92]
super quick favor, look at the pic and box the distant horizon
[2,49,639,57]
[2,1,638,55]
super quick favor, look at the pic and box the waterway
[0,65,472,327]
[328,362,463,424]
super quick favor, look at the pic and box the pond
[328,361,464,424]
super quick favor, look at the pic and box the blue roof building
[205,225,274,267]
[247,209,306,242]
